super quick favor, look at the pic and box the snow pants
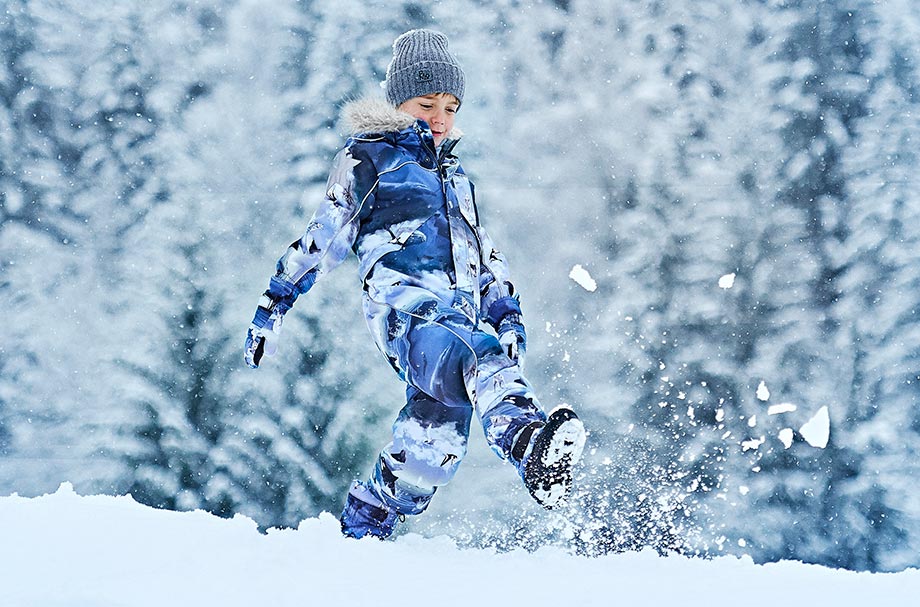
[361,291,546,515]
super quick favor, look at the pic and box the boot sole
[525,407,587,508]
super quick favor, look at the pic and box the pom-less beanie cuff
[385,29,465,107]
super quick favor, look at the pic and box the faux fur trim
[343,97,463,140]
[343,97,415,135]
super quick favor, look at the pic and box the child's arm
[478,226,526,363]
[245,147,370,368]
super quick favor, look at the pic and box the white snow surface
[3,484,919,606]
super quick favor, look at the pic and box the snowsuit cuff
[263,272,317,316]
[485,295,522,328]
[252,305,273,328]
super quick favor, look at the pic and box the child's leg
[342,384,471,538]
[469,337,547,460]
[434,308,586,511]
[369,386,472,515]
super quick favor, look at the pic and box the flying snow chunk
[768,403,797,415]
[741,436,765,451]
[719,273,736,289]
[569,264,597,292]
[756,381,770,401]
[800,406,830,448]
[778,428,794,449]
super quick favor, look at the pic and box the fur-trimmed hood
[342,97,463,140]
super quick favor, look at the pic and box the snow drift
[2,484,918,606]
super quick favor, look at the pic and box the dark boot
[339,481,400,539]
[515,406,586,509]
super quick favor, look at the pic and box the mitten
[244,297,284,369]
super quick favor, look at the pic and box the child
[245,29,586,539]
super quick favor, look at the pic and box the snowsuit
[260,98,546,516]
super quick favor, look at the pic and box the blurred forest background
[2,0,919,572]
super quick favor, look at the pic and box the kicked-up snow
[569,264,598,292]
[800,406,831,449]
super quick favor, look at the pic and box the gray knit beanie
[385,29,465,107]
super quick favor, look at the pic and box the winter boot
[514,406,586,509]
[340,481,401,539]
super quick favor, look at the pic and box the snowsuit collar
[343,97,463,154]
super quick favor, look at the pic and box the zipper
[414,123,441,174]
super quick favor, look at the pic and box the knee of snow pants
[395,308,480,407]
[371,388,472,514]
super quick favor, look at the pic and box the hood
[343,97,463,140]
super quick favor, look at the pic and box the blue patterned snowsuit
[261,99,546,516]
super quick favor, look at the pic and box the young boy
[244,29,586,539]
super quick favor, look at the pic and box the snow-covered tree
[830,0,920,572]
[0,0,175,491]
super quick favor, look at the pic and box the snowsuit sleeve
[260,146,371,314]
[478,223,524,330]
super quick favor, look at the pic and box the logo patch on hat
[416,69,433,82]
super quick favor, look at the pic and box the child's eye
[419,104,433,110]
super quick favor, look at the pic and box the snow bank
[2,484,918,606]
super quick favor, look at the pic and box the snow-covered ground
[2,484,918,606]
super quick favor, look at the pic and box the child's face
[398,93,459,146]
